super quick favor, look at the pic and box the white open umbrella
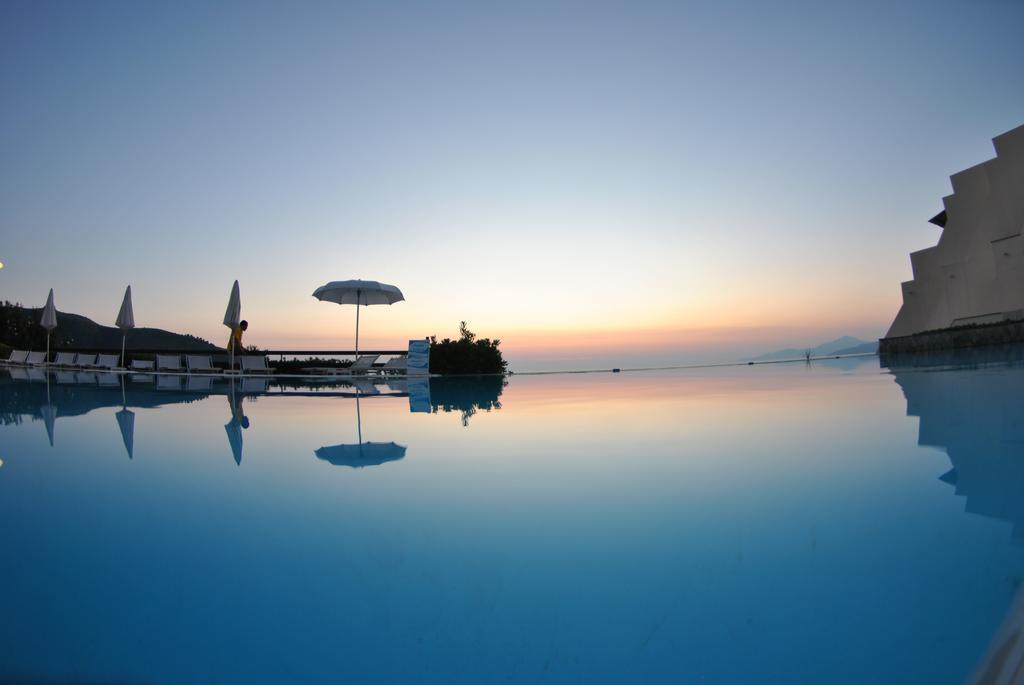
[312,280,404,357]
[40,288,57,364]
[223,280,241,372]
[115,285,135,367]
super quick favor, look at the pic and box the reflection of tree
[428,376,506,426]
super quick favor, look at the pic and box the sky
[1,0,1022,371]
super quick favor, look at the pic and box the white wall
[886,124,1024,338]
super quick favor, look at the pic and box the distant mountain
[0,303,218,352]
[747,336,877,362]
[832,341,879,356]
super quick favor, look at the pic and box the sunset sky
[2,1,1022,370]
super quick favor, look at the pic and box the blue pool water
[1,354,1023,683]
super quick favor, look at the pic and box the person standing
[227,320,249,354]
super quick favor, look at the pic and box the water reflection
[887,357,1024,540]
[0,370,506,466]
[886,353,1024,685]
[315,383,407,468]
[2,360,1024,684]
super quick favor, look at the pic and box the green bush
[429,322,507,375]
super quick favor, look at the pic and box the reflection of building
[892,362,1024,539]
[884,124,1024,342]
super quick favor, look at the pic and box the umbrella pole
[355,300,360,359]
[46,331,50,365]
[121,334,126,369]
[356,394,362,444]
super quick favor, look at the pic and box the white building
[885,124,1024,339]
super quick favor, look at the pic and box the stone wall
[879,319,1024,356]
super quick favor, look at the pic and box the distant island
[0,301,217,353]
[747,336,879,362]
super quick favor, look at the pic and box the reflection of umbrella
[225,420,243,466]
[40,288,57,363]
[312,280,404,357]
[116,409,135,459]
[224,378,246,465]
[40,371,56,446]
[223,280,241,372]
[40,405,56,446]
[116,375,135,459]
[115,285,135,367]
[315,442,406,467]
[313,388,406,467]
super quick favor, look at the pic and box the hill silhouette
[747,336,877,362]
[0,302,217,352]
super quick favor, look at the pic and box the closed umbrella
[224,377,245,465]
[115,285,135,368]
[312,280,404,357]
[116,408,136,459]
[116,376,135,459]
[40,372,56,447]
[40,288,57,363]
[223,280,241,372]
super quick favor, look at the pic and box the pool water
[1,355,1022,684]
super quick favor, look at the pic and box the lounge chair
[381,357,407,375]
[239,356,273,374]
[53,352,78,367]
[156,354,184,372]
[76,372,97,384]
[241,377,268,393]
[157,374,182,390]
[130,359,155,372]
[186,375,212,392]
[56,371,76,384]
[337,355,380,375]
[25,351,47,366]
[97,372,120,386]
[130,374,155,384]
[27,368,46,382]
[95,354,121,370]
[3,350,29,365]
[8,367,29,381]
[186,355,220,374]
[76,354,99,369]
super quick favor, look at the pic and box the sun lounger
[130,374,155,384]
[130,359,155,372]
[56,371,76,384]
[25,351,47,366]
[156,355,184,372]
[336,355,380,375]
[8,367,29,381]
[76,354,99,369]
[157,375,182,390]
[186,355,220,374]
[97,372,120,386]
[52,352,77,367]
[239,356,273,374]
[76,372,97,384]
[241,377,268,393]
[381,357,407,374]
[3,350,29,365]
[27,368,46,381]
[95,354,121,370]
[186,375,212,392]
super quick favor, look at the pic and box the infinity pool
[1,354,1022,684]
